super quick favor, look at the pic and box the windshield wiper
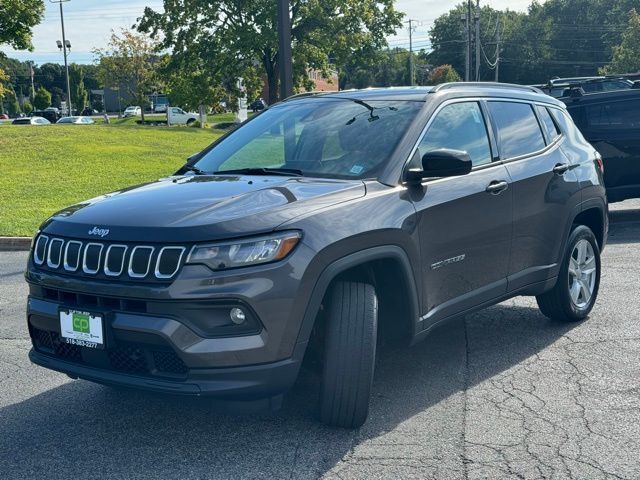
[213,167,303,177]
[183,165,208,175]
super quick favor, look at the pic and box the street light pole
[51,0,72,115]
[277,0,293,101]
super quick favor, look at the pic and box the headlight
[186,231,301,271]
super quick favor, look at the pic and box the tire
[186,118,196,125]
[536,225,601,322]
[319,281,378,428]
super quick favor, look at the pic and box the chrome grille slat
[82,242,104,274]
[104,244,128,277]
[46,238,64,268]
[155,246,186,279]
[34,235,49,265]
[32,235,184,281]
[128,246,155,278]
[63,240,83,271]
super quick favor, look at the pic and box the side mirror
[632,80,640,89]
[406,149,473,183]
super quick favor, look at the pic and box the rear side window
[418,102,492,167]
[549,107,590,145]
[586,100,640,129]
[488,102,546,159]
[537,107,561,143]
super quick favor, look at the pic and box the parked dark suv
[561,88,640,202]
[26,83,607,428]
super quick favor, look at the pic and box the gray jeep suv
[26,83,607,428]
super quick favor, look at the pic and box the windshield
[194,98,422,179]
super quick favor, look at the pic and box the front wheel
[536,225,601,322]
[319,281,378,428]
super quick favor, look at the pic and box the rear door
[488,101,581,290]
[411,100,513,327]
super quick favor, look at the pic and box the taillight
[595,152,604,173]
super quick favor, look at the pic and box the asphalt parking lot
[2,200,640,480]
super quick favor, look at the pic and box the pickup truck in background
[168,107,199,125]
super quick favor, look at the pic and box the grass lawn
[0,123,223,236]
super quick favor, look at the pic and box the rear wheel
[319,281,377,428]
[536,225,601,322]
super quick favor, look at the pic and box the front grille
[40,286,147,312]
[33,235,186,282]
[31,327,189,379]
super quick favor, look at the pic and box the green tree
[427,0,640,84]
[0,0,44,50]
[601,9,640,75]
[428,64,462,84]
[138,0,403,104]
[22,99,32,113]
[94,29,159,122]
[69,64,88,111]
[33,85,51,110]
[6,89,20,115]
[0,67,8,106]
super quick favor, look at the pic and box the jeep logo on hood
[88,226,110,237]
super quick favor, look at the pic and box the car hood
[42,175,366,242]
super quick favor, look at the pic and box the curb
[0,237,32,251]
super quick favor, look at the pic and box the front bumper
[27,296,306,398]
[28,348,302,398]
[25,240,320,397]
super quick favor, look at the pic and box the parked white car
[168,107,199,125]
[12,116,51,125]
[123,106,142,117]
[56,116,96,125]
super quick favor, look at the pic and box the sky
[1,0,541,65]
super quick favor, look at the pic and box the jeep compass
[26,83,608,428]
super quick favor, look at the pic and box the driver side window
[418,102,492,167]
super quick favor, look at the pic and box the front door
[411,101,513,328]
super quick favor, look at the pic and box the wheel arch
[296,245,421,349]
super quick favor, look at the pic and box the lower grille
[109,345,149,374]
[153,350,189,375]
[33,329,82,362]
[31,327,188,379]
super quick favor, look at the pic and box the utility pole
[495,15,501,82]
[277,0,293,101]
[51,0,72,115]
[405,19,417,86]
[467,0,472,82]
[461,14,469,81]
[475,0,481,81]
[29,61,35,99]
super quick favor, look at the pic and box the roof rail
[432,82,543,94]
[281,91,324,102]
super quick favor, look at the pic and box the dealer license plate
[59,309,104,349]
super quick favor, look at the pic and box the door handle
[485,180,509,195]
[553,163,570,175]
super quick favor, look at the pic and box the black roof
[560,88,640,106]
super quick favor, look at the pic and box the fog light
[230,307,246,325]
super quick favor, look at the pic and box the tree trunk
[198,104,206,128]
[263,50,279,105]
